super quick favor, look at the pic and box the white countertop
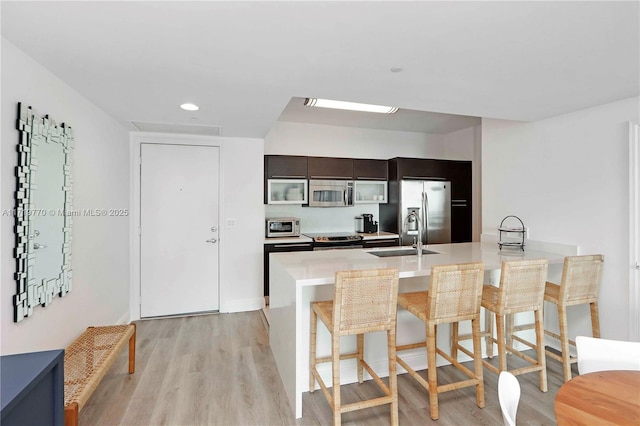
[358,231,399,240]
[270,241,566,286]
[264,232,398,244]
[264,235,313,244]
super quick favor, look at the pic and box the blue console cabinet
[1,349,64,426]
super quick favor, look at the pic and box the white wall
[1,38,130,355]
[482,97,639,340]
[265,121,443,159]
[265,121,479,236]
[129,133,265,315]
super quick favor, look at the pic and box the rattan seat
[513,255,604,382]
[396,262,485,421]
[64,324,136,426]
[453,259,549,392]
[309,268,400,426]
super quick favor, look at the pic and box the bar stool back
[454,259,549,391]
[396,262,485,420]
[309,268,400,426]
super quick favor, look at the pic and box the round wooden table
[555,370,640,425]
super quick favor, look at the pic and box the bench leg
[65,402,79,426]
[129,323,136,374]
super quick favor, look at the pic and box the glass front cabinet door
[267,179,308,204]
[354,180,387,204]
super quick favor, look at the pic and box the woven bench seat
[64,324,136,426]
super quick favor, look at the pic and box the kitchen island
[269,241,572,418]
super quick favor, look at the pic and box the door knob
[206,238,217,244]
[33,242,47,249]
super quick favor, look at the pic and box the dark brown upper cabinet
[265,155,308,179]
[388,157,446,181]
[307,157,354,180]
[353,159,388,181]
[444,160,472,200]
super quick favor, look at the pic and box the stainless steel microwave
[308,180,354,207]
[266,217,301,238]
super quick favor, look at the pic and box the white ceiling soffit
[130,121,222,137]
[278,97,480,134]
[2,1,638,138]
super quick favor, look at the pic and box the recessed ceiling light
[180,103,199,111]
[390,66,404,73]
[304,98,398,114]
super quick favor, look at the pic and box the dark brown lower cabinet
[264,241,313,299]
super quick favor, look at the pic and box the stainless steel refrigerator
[399,180,451,245]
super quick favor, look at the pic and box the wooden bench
[63,324,136,426]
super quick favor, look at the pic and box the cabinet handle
[271,175,306,179]
[309,176,352,179]
[452,199,467,203]
[403,176,446,181]
[273,244,311,248]
[366,240,398,244]
[452,203,468,207]
[356,177,386,181]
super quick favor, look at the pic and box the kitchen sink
[368,248,441,257]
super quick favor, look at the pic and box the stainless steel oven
[304,232,363,250]
[308,180,354,207]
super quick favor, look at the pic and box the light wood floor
[80,311,569,425]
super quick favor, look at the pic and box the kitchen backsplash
[265,204,380,233]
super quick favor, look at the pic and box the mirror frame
[14,103,74,322]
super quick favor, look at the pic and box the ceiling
[2,1,638,138]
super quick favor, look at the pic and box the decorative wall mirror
[14,103,74,322]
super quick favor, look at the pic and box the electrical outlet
[226,218,236,227]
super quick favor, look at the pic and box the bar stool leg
[387,330,399,426]
[357,334,364,383]
[557,304,572,382]
[496,314,507,372]
[506,313,514,352]
[485,309,494,358]
[426,322,439,420]
[534,309,548,392]
[471,317,485,408]
[590,302,601,338]
[309,309,318,393]
[332,333,342,426]
[451,322,459,359]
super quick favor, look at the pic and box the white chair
[498,371,520,426]
[575,336,640,375]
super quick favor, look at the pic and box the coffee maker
[362,214,378,234]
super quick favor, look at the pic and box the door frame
[130,133,224,321]
[630,122,639,341]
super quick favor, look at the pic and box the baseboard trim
[118,311,131,325]
[221,297,266,313]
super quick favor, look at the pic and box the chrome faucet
[402,211,423,257]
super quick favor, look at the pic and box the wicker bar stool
[309,268,400,426]
[396,262,485,421]
[511,254,604,382]
[453,258,549,392]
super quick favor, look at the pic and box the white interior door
[140,143,220,317]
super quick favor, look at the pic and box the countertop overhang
[270,241,566,286]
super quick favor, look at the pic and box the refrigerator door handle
[422,191,429,245]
